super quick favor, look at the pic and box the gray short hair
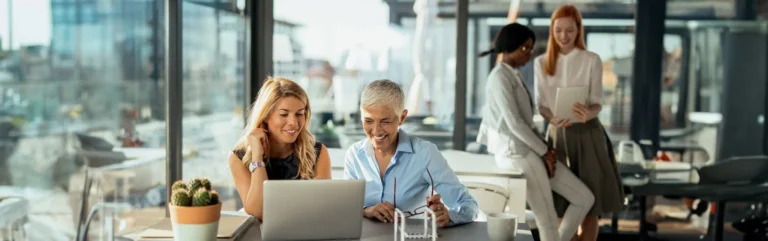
[360,79,405,117]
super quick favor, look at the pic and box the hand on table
[364,202,395,223]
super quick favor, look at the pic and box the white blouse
[534,48,603,113]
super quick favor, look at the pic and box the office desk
[135,218,534,241]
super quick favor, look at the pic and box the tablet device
[554,86,588,123]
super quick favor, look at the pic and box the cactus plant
[172,180,188,192]
[188,178,203,196]
[209,190,219,205]
[171,189,192,206]
[200,178,212,191]
[192,188,211,206]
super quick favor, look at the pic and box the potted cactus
[168,177,222,241]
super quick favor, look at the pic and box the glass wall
[0,0,167,240]
[686,21,768,162]
[586,32,683,132]
[180,1,247,212]
[273,0,457,153]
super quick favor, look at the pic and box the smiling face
[361,105,407,152]
[553,17,578,50]
[265,96,306,145]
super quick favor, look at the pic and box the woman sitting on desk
[534,5,624,241]
[343,79,478,227]
[477,23,594,241]
[229,77,332,221]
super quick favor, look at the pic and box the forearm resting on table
[244,164,268,220]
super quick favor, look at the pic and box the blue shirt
[343,129,479,225]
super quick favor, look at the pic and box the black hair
[479,23,535,57]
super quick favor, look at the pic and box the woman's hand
[572,103,591,123]
[550,117,572,128]
[543,148,557,178]
[247,128,268,159]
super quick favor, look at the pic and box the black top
[233,142,323,180]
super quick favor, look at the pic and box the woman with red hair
[478,22,593,241]
[534,5,625,241]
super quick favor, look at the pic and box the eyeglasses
[519,45,533,54]
[393,168,435,218]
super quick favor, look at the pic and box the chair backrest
[617,140,645,163]
[463,182,509,214]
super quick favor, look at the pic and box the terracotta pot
[169,202,222,241]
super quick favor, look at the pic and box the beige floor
[598,197,746,236]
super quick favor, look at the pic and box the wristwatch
[248,161,266,173]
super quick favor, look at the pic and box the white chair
[464,182,508,221]
[464,182,539,229]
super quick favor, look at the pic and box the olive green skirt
[548,118,625,217]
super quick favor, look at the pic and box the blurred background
[0,0,767,240]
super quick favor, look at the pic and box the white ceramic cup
[487,212,518,241]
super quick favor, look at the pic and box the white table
[327,148,527,223]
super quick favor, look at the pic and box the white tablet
[554,86,588,123]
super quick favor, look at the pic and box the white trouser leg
[495,151,594,241]
[549,161,594,240]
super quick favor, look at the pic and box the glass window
[0,1,168,240]
[586,32,683,134]
[273,0,457,164]
[180,2,247,212]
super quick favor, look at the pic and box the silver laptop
[261,179,366,240]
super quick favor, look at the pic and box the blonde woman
[229,77,332,221]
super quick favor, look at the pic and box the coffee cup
[487,212,518,241]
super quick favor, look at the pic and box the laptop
[261,179,366,240]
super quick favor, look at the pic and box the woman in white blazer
[477,23,594,241]
[534,5,625,241]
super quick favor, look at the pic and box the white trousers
[494,151,594,241]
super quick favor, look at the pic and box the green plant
[188,178,204,196]
[192,188,211,206]
[170,177,219,207]
[171,189,191,206]
[172,180,188,191]
[200,178,212,191]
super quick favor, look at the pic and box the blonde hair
[233,76,316,179]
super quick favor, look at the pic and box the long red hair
[544,5,586,76]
